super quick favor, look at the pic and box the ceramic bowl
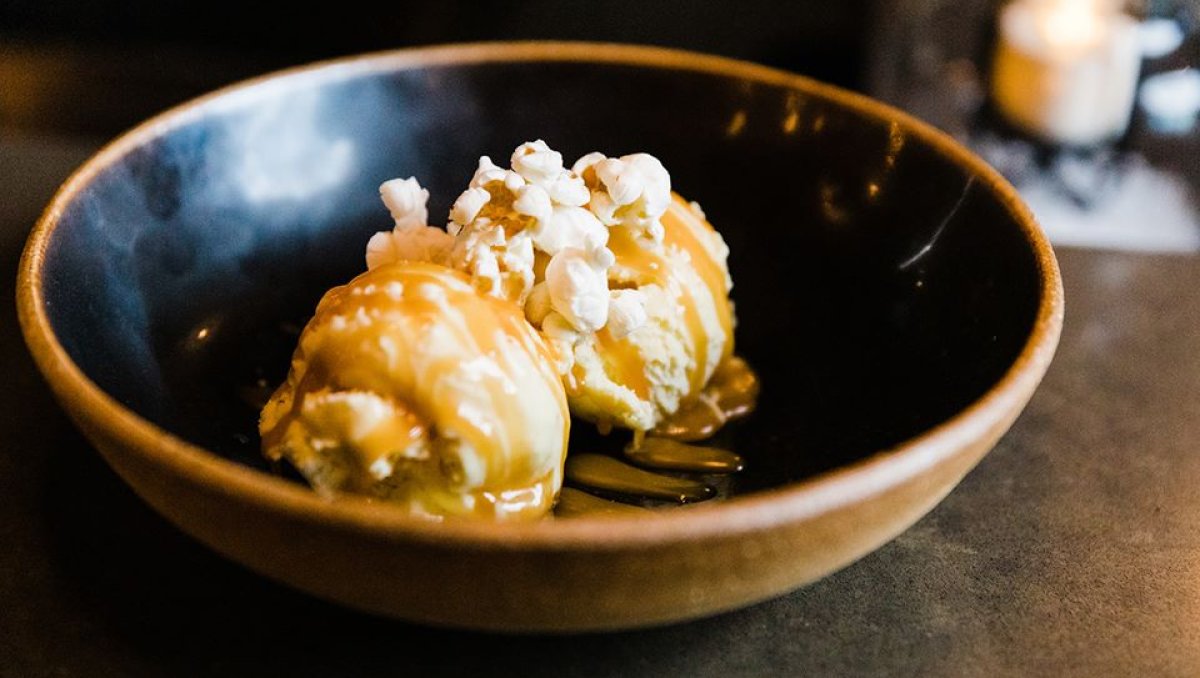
[17,42,1063,632]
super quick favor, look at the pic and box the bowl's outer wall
[27,50,1053,630]
[74,382,1017,631]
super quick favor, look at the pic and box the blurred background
[0,0,869,137]
[2,0,1199,248]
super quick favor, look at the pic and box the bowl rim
[17,41,1064,549]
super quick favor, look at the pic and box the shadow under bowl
[17,42,1063,632]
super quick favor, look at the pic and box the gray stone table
[3,134,1199,677]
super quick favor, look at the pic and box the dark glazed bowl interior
[38,45,1042,499]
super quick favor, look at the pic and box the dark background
[0,0,873,138]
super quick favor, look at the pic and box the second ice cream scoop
[554,195,736,432]
[259,262,570,520]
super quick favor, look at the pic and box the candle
[991,0,1141,146]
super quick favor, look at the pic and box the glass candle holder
[990,0,1142,146]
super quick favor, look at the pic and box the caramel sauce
[679,285,710,393]
[653,401,723,442]
[661,196,735,360]
[532,249,551,281]
[605,224,662,285]
[625,437,744,474]
[553,487,649,518]
[602,196,737,397]
[653,356,759,442]
[594,326,651,400]
[564,453,715,503]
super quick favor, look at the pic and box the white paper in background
[1019,156,1200,253]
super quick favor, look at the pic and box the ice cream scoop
[549,195,735,432]
[259,262,569,520]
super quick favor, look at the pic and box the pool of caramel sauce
[554,356,758,517]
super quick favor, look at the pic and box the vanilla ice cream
[259,262,569,520]
[553,194,735,432]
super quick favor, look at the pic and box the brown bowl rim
[16,41,1064,550]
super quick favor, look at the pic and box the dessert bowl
[17,42,1063,632]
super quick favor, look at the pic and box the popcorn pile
[367,140,671,343]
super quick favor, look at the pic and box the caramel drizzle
[593,325,652,400]
[653,356,759,442]
[625,436,744,474]
[662,196,735,362]
[564,453,715,503]
[553,487,650,518]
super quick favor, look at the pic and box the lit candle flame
[1034,0,1107,53]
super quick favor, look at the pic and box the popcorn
[379,177,429,230]
[450,186,490,226]
[368,143,682,340]
[365,226,454,270]
[574,151,671,241]
[524,282,554,327]
[498,230,536,299]
[606,289,648,339]
[545,244,615,333]
[366,177,454,269]
[512,184,552,221]
[532,206,608,256]
[545,173,591,206]
[469,156,507,188]
[445,141,617,307]
[453,220,505,294]
[511,140,565,183]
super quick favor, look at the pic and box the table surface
[4,132,1200,678]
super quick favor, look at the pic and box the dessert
[262,140,756,520]
[258,262,569,521]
